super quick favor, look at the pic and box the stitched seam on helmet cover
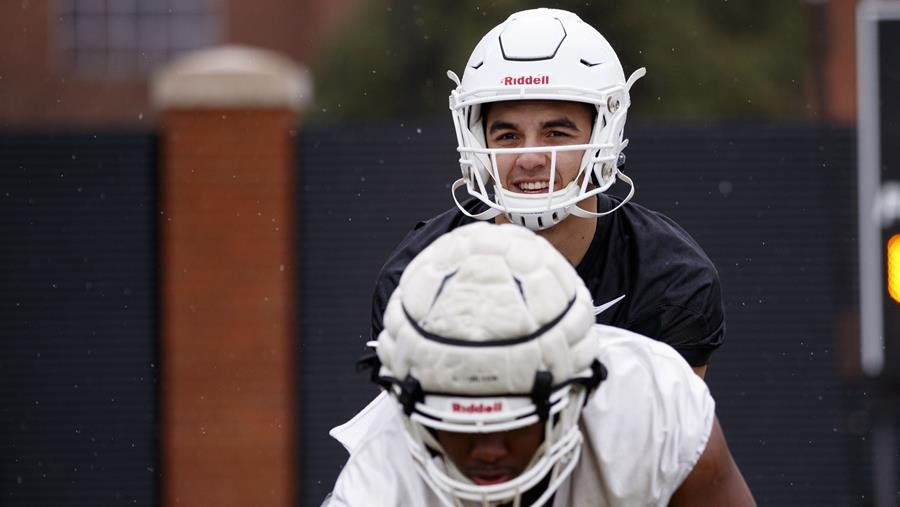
[402,296,575,347]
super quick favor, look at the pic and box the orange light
[888,234,900,303]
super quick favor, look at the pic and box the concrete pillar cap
[151,45,312,111]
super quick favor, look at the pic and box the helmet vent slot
[499,17,566,61]
[579,58,602,67]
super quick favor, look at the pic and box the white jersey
[327,325,715,507]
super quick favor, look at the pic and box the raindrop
[718,181,733,197]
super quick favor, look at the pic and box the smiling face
[435,422,544,486]
[484,100,595,195]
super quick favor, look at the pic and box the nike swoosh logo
[593,294,626,316]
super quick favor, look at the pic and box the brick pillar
[151,46,310,506]
[824,0,859,124]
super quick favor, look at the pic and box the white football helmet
[447,8,645,230]
[372,222,607,507]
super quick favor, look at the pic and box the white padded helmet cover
[377,222,597,395]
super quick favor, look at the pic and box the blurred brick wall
[160,108,298,506]
[825,0,858,124]
[0,0,360,128]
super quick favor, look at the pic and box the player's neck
[536,213,596,267]
[542,194,598,267]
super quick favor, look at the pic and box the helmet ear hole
[589,150,603,186]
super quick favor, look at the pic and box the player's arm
[639,255,726,377]
[370,224,434,341]
[371,263,402,340]
[668,417,755,507]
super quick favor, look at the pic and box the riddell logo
[452,402,503,413]
[502,75,550,86]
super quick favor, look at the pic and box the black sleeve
[370,265,398,341]
[626,269,726,367]
[369,220,437,341]
[368,202,480,342]
[615,204,728,367]
[628,304,725,367]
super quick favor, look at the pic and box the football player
[330,223,754,506]
[372,8,723,378]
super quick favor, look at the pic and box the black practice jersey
[371,195,725,366]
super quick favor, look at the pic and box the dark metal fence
[0,133,159,506]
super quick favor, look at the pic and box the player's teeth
[521,181,549,190]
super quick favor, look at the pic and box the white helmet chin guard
[368,223,607,507]
[447,8,645,230]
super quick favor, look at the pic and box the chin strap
[398,375,425,416]
[451,178,502,221]
[568,171,635,219]
[530,371,554,421]
[584,359,608,393]
[452,167,634,225]
[356,350,394,391]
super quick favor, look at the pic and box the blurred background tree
[310,0,814,121]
